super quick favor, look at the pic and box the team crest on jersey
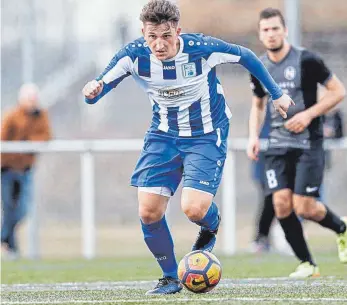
[158,87,185,99]
[284,66,296,80]
[182,63,197,78]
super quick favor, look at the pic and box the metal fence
[2,138,346,259]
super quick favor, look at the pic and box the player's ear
[284,26,289,38]
[176,27,182,36]
[141,27,145,36]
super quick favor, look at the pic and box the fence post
[81,151,96,259]
[222,148,236,256]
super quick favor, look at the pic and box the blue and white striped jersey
[86,33,282,137]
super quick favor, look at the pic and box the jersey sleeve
[85,48,133,104]
[203,36,282,100]
[301,50,332,85]
[250,74,267,98]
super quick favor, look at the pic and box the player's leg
[138,189,182,294]
[181,187,220,252]
[265,151,318,278]
[251,183,273,253]
[293,147,347,263]
[179,124,229,252]
[1,170,20,259]
[131,129,183,295]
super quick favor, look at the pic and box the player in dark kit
[247,8,347,278]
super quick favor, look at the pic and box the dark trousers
[1,168,32,251]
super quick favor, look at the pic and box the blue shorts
[131,123,229,196]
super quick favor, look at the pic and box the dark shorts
[264,146,325,197]
[131,123,229,196]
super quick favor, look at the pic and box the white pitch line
[2,297,347,304]
[2,277,346,292]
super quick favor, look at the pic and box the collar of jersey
[266,45,293,65]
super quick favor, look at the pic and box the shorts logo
[182,63,197,78]
[158,87,185,99]
[306,186,318,193]
[284,66,296,80]
[199,180,210,186]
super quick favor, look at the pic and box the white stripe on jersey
[217,83,232,119]
[201,98,214,133]
[217,83,224,95]
[103,56,133,84]
[225,104,232,119]
[177,106,191,137]
[207,53,241,68]
[157,104,169,132]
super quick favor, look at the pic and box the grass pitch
[2,253,347,305]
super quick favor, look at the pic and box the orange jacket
[1,105,52,171]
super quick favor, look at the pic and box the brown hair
[140,0,180,26]
[259,8,286,27]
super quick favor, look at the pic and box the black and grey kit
[251,46,332,197]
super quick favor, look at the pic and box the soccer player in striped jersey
[82,0,293,295]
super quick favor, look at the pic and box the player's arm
[247,75,267,160]
[285,52,346,133]
[204,37,293,118]
[306,76,345,119]
[83,48,133,104]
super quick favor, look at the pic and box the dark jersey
[250,46,332,149]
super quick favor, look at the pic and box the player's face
[142,22,181,61]
[259,16,288,52]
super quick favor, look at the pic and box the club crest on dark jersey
[284,66,296,80]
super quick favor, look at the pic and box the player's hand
[82,80,104,99]
[284,111,313,133]
[247,136,260,161]
[272,93,295,119]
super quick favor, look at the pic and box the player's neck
[267,42,291,63]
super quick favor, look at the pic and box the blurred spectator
[323,109,344,169]
[319,108,345,202]
[1,83,52,260]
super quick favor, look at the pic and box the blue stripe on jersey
[162,61,177,80]
[152,101,161,126]
[167,106,179,134]
[188,56,202,76]
[189,99,204,136]
[138,56,151,77]
[208,68,228,128]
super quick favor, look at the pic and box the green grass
[2,253,347,305]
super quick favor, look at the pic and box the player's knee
[181,188,213,221]
[293,196,316,219]
[273,193,292,218]
[182,203,204,221]
[138,190,168,224]
[181,198,210,222]
[139,206,164,224]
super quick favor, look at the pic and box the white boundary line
[2,276,345,291]
[2,278,346,304]
[2,297,347,304]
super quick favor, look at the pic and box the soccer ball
[177,250,222,293]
